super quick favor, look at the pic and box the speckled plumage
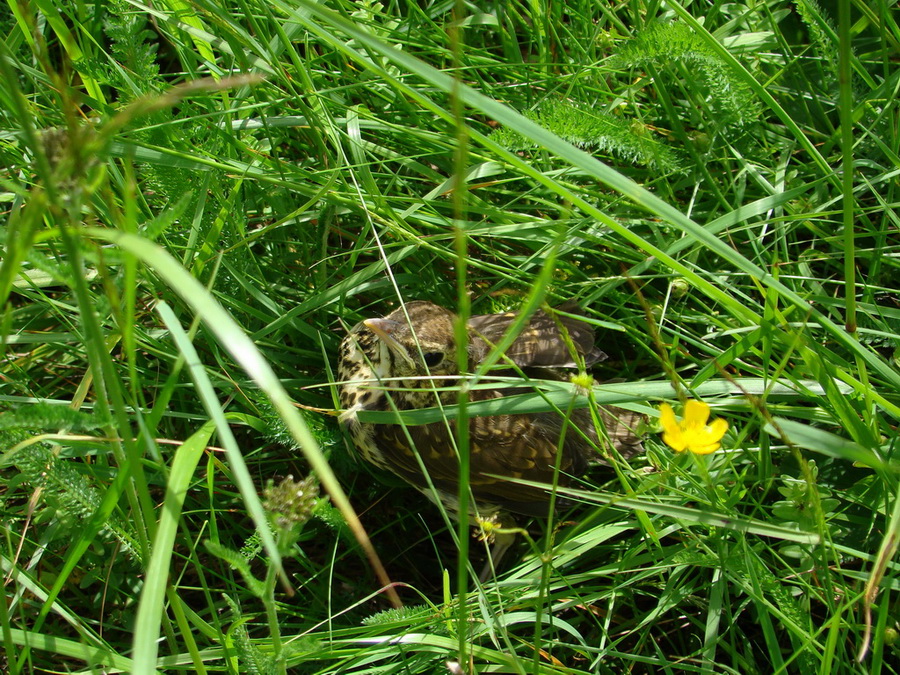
[337,301,643,517]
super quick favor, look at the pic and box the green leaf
[765,418,890,471]
[132,420,214,675]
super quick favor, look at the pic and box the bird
[337,300,643,523]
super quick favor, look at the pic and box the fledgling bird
[337,300,643,520]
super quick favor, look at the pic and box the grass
[1,0,899,672]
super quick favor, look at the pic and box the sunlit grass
[1,0,898,673]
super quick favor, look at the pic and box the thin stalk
[264,555,285,675]
[449,0,472,664]
[839,0,857,336]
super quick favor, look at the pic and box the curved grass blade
[84,227,402,609]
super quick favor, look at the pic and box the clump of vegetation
[1,0,898,673]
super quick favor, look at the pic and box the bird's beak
[363,318,416,366]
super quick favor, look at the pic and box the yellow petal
[659,403,679,433]
[662,429,688,452]
[683,399,710,426]
[659,404,687,451]
[707,417,729,443]
[688,440,722,455]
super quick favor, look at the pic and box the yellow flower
[659,400,728,455]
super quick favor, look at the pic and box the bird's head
[357,301,461,381]
[338,301,463,419]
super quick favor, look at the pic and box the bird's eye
[422,352,443,367]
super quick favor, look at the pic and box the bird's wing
[467,303,606,368]
[372,393,600,515]
[372,421,573,516]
